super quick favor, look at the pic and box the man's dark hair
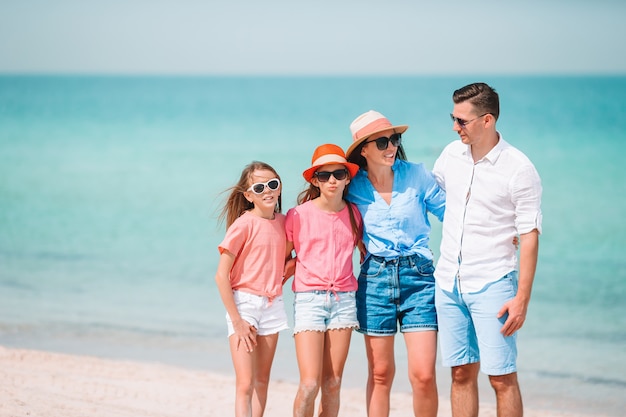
[453,82,500,120]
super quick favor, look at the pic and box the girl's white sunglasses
[247,178,280,194]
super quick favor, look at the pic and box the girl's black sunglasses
[314,169,349,182]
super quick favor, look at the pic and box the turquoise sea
[0,75,624,415]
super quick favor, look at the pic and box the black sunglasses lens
[451,114,467,127]
[375,137,389,150]
[390,133,401,147]
[251,184,264,193]
[267,179,280,190]
[316,172,331,182]
[332,169,348,180]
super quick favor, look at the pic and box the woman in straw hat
[284,144,362,417]
[345,111,445,417]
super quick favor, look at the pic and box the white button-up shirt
[433,133,542,293]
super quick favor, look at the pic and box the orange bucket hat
[302,143,360,182]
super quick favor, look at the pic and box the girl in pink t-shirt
[215,161,290,417]
[285,144,362,417]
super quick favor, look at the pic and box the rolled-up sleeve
[425,172,446,222]
[511,164,543,235]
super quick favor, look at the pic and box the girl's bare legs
[251,334,279,417]
[363,335,396,417]
[318,328,353,417]
[294,328,353,417]
[293,331,325,417]
[404,330,438,417]
[230,333,279,417]
[230,333,254,417]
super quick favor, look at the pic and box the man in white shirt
[433,82,542,417]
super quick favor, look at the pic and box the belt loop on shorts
[407,254,416,268]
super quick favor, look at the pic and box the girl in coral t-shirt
[215,161,290,417]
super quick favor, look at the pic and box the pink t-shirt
[285,200,360,293]
[218,211,286,300]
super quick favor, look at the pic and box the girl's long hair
[218,161,282,228]
[296,176,361,247]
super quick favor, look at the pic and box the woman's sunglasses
[247,178,281,194]
[363,133,402,150]
[314,169,349,182]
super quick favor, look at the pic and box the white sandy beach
[0,346,597,417]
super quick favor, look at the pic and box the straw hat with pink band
[346,110,409,160]
[302,143,360,183]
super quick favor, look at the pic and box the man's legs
[470,274,520,417]
[489,372,522,417]
[437,274,520,417]
[450,363,479,417]
[436,282,481,417]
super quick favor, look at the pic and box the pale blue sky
[1,0,625,75]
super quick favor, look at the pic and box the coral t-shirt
[285,201,360,293]
[218,211,286,300]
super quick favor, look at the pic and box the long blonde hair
[219,161,282,228]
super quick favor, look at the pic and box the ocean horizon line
[1,71,625,79]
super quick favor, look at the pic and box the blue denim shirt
[347,159,445,261]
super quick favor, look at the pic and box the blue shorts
[293,290,359,334]
[356,254,437,335]
[226,290,289,337]
[435,272,519,375]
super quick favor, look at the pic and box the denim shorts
[356,254,437,335]
[293,290,359,334]
[226,290,289,337]
[435,272,519,375]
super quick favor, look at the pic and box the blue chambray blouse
[346,158,446,261]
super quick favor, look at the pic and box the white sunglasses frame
[247,178,281,194]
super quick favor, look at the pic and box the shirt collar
[483,132,507,164]
[461,131,507,164]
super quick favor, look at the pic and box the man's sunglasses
[363,133,402,150]
[450,113,488,128]
[247,178,281,194]
[314,169,349,182]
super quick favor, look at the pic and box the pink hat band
[352,117,394,142]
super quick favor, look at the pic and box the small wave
[534,370,626,388]
[0,249,89,262]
